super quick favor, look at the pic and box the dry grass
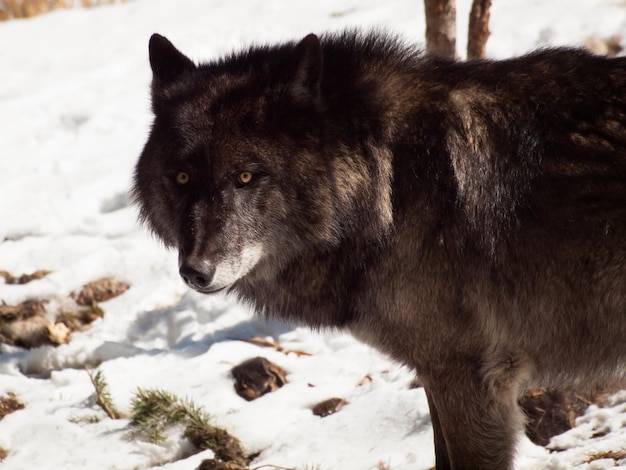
[584,450,626,464]
[0,393,24,420]
[0,0,126,21]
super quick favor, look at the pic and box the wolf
[133,31,626,470]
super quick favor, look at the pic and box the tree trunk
[467,0,492,59]
[424,0,457,58]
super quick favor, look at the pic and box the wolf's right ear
[149,34,196,87]
[285,34,323,106]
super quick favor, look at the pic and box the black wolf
[133,31,626,470]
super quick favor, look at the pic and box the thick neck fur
[233,237,385,328]
[229,34,454,330]
[228,36,434,328]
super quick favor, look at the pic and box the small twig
[575,394,594,406]
[238,336,312,357]
[85,365,119,420]
[250,465,296,470]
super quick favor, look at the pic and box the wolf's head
[133,33,393,294]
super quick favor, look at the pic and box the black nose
[179,262,215,290]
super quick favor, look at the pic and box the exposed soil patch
[0,299,46,321]
[585,35,623,57]
[0,0,127,22]
[241,336,311,357]
[231,357,287,401]
[312,397,348,417]
[0,392,25,420]
[520,388,609,446]
[197,460,248,470]
[0,277,129,349]
[0,270,51,285]
[584,450,626,464]
[187,424,248,464]
[73,277,129,305]
[0,300,62,348]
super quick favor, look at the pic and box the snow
[0,0,625,469]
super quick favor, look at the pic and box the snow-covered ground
[0,1,625,469]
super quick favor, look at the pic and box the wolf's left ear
[149,34,196,87]
[285,34,323,105]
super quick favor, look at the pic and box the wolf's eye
[176,172,190,185]
[238,171,253,185]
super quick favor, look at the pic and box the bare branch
[467,0,492,59]
[424,0,457,58]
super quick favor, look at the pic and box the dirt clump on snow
[197,460,248,470]
[520,388,609,446]
[0,276,129,348]
[0,269,51,285]
[0,392,25,420]
[312,397,348,417]
[0,0,126,22]
[72,277,129,305]
[231,356,287,401]
[585,35,623,57]
[0,300,63,348]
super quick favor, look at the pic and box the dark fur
[133,31,626,469]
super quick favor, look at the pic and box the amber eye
[176,172,190,185]
[238,171,253,185]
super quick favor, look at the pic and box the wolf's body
[134,32,626,470]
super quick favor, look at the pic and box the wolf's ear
[285,34,323,105]
[149,34,196,87]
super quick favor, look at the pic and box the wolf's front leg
[423,359,525,470]
[426,390,452,470]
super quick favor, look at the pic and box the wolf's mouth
[195,285,229,295]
